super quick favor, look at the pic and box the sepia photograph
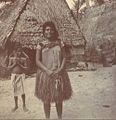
[0,0,116,119]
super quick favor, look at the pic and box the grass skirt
[35,69,72,103]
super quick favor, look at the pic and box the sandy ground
[0,65,116,119]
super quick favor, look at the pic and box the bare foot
[58,116,62,120]
[23,106,28,112]
[11,106,18,112]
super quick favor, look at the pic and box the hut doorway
[23,47,36,74]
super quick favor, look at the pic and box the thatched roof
[0,0,28,48]
[0,0,85,49]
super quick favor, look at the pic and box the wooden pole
[77,0,80,18]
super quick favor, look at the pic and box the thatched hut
[0,0,86,76]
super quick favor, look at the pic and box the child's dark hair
[14,42,22,50]
[43,21,59,39]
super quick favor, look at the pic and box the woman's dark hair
[43,21,59,39]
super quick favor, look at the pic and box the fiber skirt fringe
[35,69,72,103]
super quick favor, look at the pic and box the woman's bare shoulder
[36,40,49,49]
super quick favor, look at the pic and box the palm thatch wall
[0,0,28,48]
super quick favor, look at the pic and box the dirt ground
[0,65,116,119]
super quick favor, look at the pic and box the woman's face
[44,26,54,40]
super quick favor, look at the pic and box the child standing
[8,43,29,112]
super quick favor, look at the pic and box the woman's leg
[56,101,63,119]
[44,102,51,119]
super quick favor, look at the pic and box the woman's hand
[46,69,54,76]
[53,68,62,75]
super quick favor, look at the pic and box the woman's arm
[54,43,66,74]
[54,57,66,75]
[36,48,53,76]
[59,42,66,71]
[59,57,66,71]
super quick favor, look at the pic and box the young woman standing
[35,21,72,119]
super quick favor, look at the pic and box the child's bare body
[8,46,29,112]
